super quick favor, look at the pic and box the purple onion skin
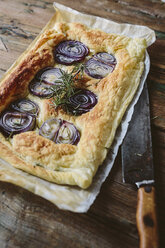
[11,99,39,116]
[39,118,62,141]
[0,111,36,137]
[35,67,63,85]
[55,40,89,57]
[29,67,65,98]
[54,53,83,65]
[54,40,89,65]
[29,80,54,98]
[93,52,117,65]
[39,118,80,145]
[85,58,115,79]
[36,67,53,80]
[54,120,80,145]
[66,89,97,115]
[85,52,116,79]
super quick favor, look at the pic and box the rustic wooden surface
[0,0,164,247]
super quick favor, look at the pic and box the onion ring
[0,111,35,137]
[29,80,54,98]
[11,99,39,116]
[39,118,61,141]
[54,40,89,65]
[93,52,116,65]
[55,120,80,145]
[39,118,80,145]
[36,67,63,85]
[66,89,97,115]
[85,58,114,79]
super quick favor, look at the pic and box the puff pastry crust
[0,23,146,189]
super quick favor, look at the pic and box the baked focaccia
[0,22,146,189]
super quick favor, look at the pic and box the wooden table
[0,1,164,247]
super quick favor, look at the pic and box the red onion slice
[54,40,89,65]
[55,121,80,145]
[93,52,117,65]
[11,99,39,116]
[29,80,54,98]
[39,118,61,141]
[36,67,63,85]
[39,118,80,145]
[0,111,35,137]
[66,89,97,115]
[85,58,115,79]
[54,53,83,65]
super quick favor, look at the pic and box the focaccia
[0,22,146,189]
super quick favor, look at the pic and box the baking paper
[0,3,155,212]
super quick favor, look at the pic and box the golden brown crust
[13,132,77,168]
[0,22,146,188]
[0,30,65,112]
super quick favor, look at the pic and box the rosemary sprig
[35,163,44,168]
[6,131,14,141]
[51,63,85,111]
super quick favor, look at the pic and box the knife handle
[136,185,159,248]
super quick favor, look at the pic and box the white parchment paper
[0,3,155,212]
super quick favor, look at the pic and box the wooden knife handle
[136,185,159,248]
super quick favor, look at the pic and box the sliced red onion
[93,52,117,65]
[36,67,63,85]
[54,53,82,65]
[29,80,54,98]
[11,99,39,116]
[39,118,80,145]
[0,111,35,137]
[55,121,80,145]
[66,89,97,115]
[39,118,61,141]
[54,40,89,65]
[85,58,115,79]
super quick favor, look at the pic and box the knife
[121,82,159,248]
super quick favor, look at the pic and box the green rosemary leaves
[51,63,85,110]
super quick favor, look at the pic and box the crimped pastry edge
[0,22,146,189]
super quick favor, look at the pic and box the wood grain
[0,0,165,248]
[136,186,159,248]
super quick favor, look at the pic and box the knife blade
[121,82,159,248]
